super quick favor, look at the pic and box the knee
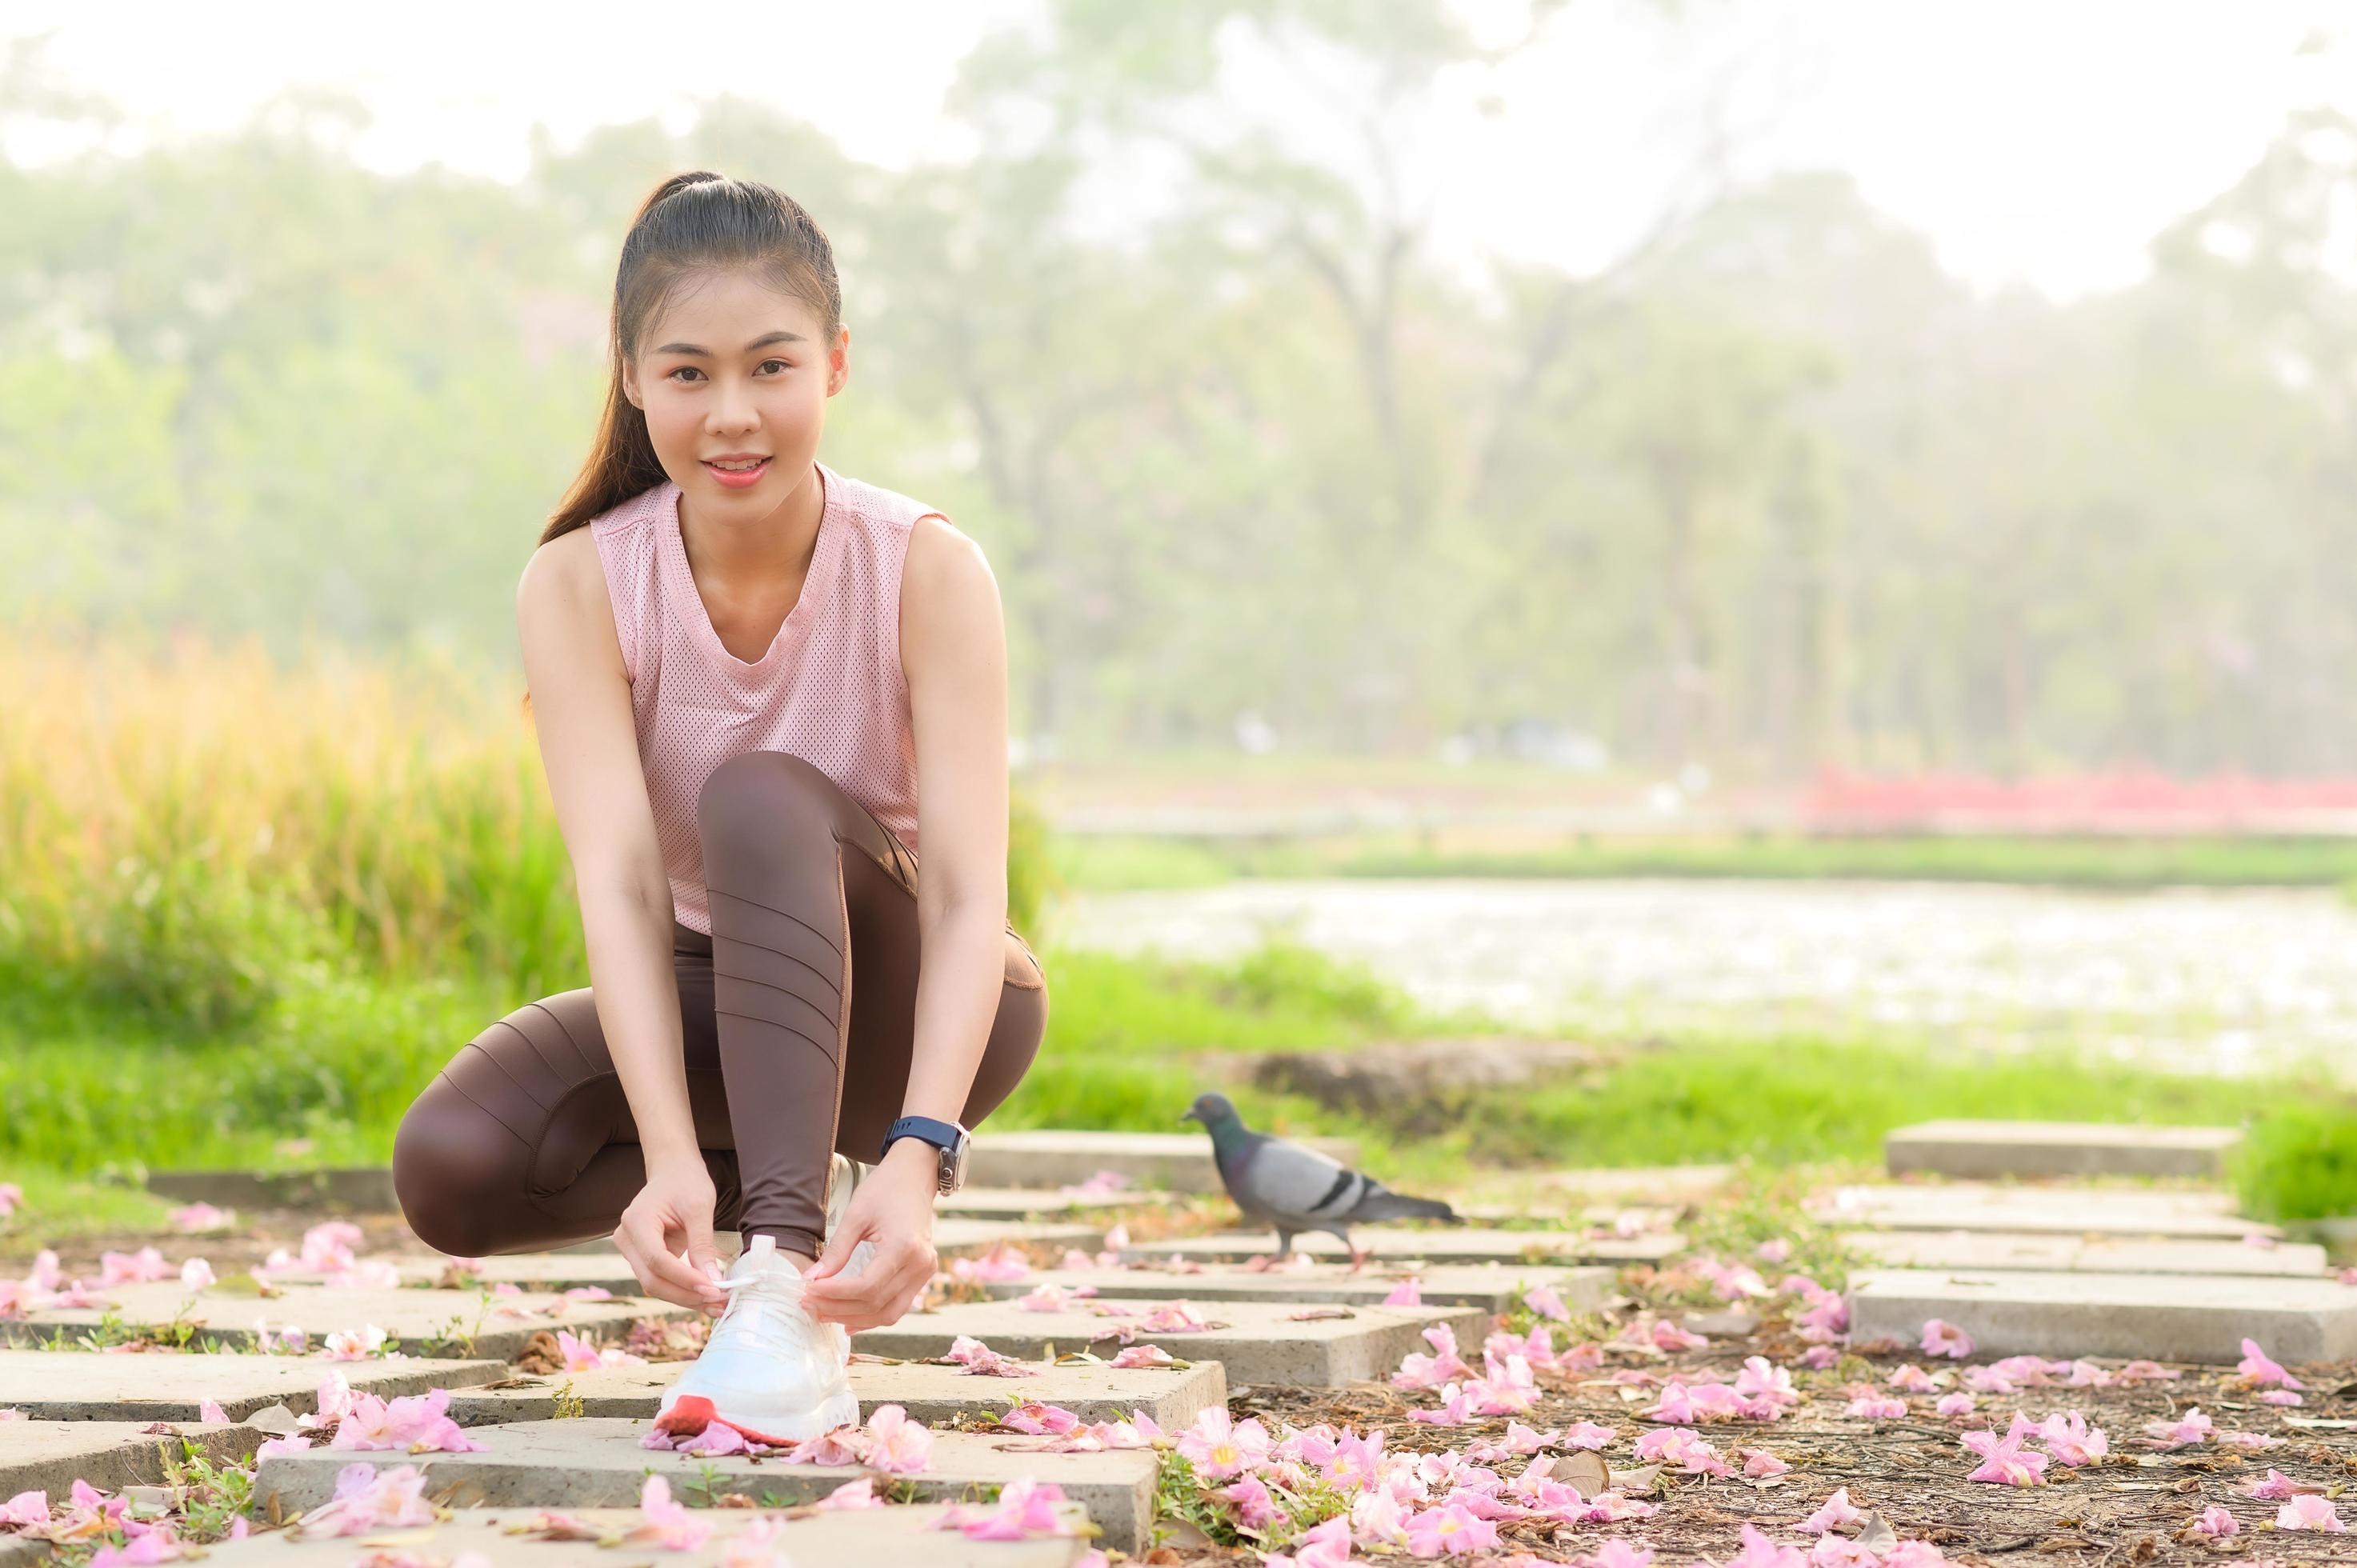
[696,750,841,853]
[392,1077,516,1258]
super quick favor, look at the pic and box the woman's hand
[801,1147,939,1333]
[613,1159,730,1315]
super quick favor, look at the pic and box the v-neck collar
[660,460,839,678]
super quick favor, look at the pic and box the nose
[709,378,760,431]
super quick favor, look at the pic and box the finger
[632,1222,724,1307]
[831,1262,926,1332]
[682,1199,722,1279]
[811,1243,924,1321]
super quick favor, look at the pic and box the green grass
[1049,830,2357,894]
[1449,1036,2296,1168]
[2232,1098,2357,1222]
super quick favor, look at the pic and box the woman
[390,172,1049,1445]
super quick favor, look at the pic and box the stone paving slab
[254,1419,1158,1554]
[965,1130,1358,1192]
[443,1354,1226,1430]
[0,1283,689,1362]
[166,1503,1098,1566]
[506,1217,1105,1272]
[517,1218,1100,1265]
[1841,1230,2330,1278]
[1823,1181,2238,1216]
[1532,1163,1735,1198]
[1885,1120,2242,1180]
[1812,1186,2269,1240]
[1118,1226,1680,1267]
[146,1166,398,1211]
[851,1296,1492,1388]
[937,1186,1182,1220]
[0,1421,256,1506]
[966,1262,1613,1315]
[0,1532,43,1568]
[0,1350,507,1422]
[1450,1202,1680,1228]
[1846,1268,2357,1364]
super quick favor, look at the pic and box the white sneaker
[652,1235,861,1446]
[824,1151,858,1237]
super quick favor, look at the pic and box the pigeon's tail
[1354,1191,1463,1226]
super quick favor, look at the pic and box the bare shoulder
[900,512,1003,670]
[903,512,997,606]
[518,524,604,615]
[517,525,622,678]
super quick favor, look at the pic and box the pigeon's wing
[1239,1136,1376,1224]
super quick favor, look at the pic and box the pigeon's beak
[1178,1109,1198,1124]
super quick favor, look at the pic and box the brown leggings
[390,750,1049,1260]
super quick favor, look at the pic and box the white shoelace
[706,1267,825,1359]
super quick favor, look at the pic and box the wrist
[879,1136,939,1174]
[645,1142,708,1179]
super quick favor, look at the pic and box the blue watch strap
[880,1114,962,1162]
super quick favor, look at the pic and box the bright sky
[4,0,2349,302]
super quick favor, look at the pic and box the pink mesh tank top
[590,459,932,935]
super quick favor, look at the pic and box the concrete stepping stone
[147,1166,398,1211]
[442,1354,1225,1430]
[1449,1202,1681,1228]
[0,1282,688,1362]
[1533,1163,1735,1199]
[0,1419,254,1506]
[850,1296,1492,1387]
[1846,1268,2357,1363]
[1885,1120,2241,1180]
[1841,1231,2330,1278]
[1119,1226,1680,1267]
[253,1418,1158,1554]
[0,1350,506,1422]
[159,1502,1098,1566]
[1824,1180,2238,1217]
[530,1216,1102,1262]
[1815,1182,2267,1240]
[965,1262,1613,1315]
[938,1186,1181,1220]
[966,1129,1357,1193]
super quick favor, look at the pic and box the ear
[827,326,850,398]
[620,358,642,410]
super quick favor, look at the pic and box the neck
[678,461,824,587]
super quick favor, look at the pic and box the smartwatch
[880,1114,970,1195]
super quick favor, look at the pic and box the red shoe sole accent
[653,1392,845,1450]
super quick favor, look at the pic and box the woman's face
[622,268,848,514]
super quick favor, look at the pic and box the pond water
[1046,878,2357,1080]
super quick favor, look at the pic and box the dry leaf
[243,1402,301,1436]
[1855,1513,1897,1554]
[1608,1462,1663,1496]
[1558,1450,1611,1498]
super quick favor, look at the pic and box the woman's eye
[666,361,789,382]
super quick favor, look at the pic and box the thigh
[392,954,741,1254]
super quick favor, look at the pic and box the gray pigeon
[1179,1091,1462,1270]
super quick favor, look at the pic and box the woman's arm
[514,531,722,1304]
[892,513,1016,1140]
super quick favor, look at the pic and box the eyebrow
[653,330,806,356]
